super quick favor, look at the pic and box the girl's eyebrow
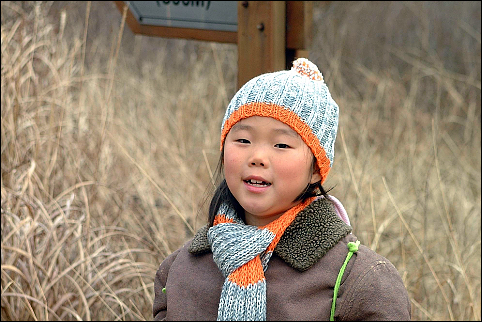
[231,123,252,132]
[273,128,299,138]
[231,123,299,138]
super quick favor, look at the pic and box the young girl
[153,58,411,321]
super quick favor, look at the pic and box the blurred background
[1,1,480,320]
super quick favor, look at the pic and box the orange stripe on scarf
[228,256,265,287]
[262,197,316,252]
[213,214,235,226]
[220,197,316,287]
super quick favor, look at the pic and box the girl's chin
[243,209,287,226]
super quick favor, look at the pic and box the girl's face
[224,116,321,227]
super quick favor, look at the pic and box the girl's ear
[310,162,322,184]
[310,171,322,184]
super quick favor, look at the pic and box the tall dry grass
[1,1,480,321]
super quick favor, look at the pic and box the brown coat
[153,198,411,320]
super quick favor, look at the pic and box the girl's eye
[236,139,250,144]
[275,143,290,149]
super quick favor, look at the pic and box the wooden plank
[285,1,313,67]
[286,1,312,50]
[114,1,237,43]
[237,1,286,89]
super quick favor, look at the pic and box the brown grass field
[1,1,480,320]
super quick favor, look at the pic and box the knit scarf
[207,197,316,321]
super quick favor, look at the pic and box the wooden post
[237,1,286,89]
[286,1,313,68]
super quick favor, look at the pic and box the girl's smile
[243,175,271,193]
[223,116,321,226]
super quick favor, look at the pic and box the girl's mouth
[244,179,271,187]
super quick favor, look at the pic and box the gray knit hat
[220,58,339,184]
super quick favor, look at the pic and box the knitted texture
[189,197,353,272]
[220,58,339,184]
[208,197,316,321]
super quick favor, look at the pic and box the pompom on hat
[220,58,339,184]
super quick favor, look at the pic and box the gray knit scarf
[207,197,316,321]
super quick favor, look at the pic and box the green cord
[330,240,360,321]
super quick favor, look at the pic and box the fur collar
[188,197,352,271]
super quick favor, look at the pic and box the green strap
[330,240,360,321]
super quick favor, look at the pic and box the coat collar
[188,197,352,272]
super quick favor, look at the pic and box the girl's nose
[250,160,265,167]
[249,149,268,167]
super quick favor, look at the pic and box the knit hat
[220,58,339,184]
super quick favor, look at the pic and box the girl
[153,58,411,321]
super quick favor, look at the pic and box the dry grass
[1,1,480,321]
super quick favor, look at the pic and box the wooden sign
[114,1,313,89]
[126,1,237,31]
[114,1,237,43]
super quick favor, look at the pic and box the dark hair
[205,148,332,227]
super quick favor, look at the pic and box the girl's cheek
[224,146,242,164]
[224,153,239,173]
[224,151,235,164]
